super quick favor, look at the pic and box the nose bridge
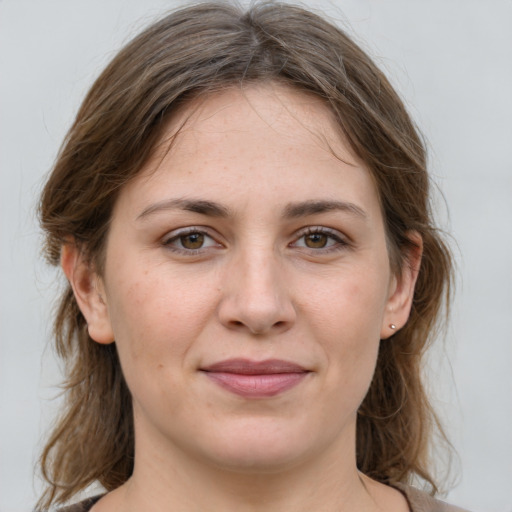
[219,241,295,334]
[242,244,281,303]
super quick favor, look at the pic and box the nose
[217,248,296,336]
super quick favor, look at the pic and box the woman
[38,2,466,511]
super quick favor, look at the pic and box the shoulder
[55,495,103,512]
[393,483,471,512]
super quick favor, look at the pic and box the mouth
[200,358,311,398]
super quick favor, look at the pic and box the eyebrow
[137,198,231,220]
[283,200,367,220]
[136,197,367,221]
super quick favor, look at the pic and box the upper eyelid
[293,225,347,240]
[163,226,217,240]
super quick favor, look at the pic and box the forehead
[185,84,340,137]
[155,83,356,164]
[117,83,382,222]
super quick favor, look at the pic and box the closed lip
[200,358,311,398]
[200,358,309,374]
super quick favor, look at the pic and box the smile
[201,359,311,398]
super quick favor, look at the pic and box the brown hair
[38,1,452,509]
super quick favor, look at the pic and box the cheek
[301,267,388,395]
[305,266,390,341]
[105,271,214,380]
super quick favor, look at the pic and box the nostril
[227,319,289,335]
[218,293,296,335]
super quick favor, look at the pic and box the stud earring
[389,324,396,330]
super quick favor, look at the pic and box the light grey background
[1,1,511,511]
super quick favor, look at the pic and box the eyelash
[161,226,349,255]
[162,227,221,255]
[291,227,349,253]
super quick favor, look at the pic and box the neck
[104,426,383,512]
[122,463,377,512]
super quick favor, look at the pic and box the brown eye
[180,232,205,249]
[291,228,346,252]
[164,229,220,254]
[304,233,329,248]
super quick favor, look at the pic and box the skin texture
[63,84,419,512]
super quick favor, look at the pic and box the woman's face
[75,84,417,473]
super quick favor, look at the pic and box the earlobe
[61,243,115,345]
[380,232,423,339]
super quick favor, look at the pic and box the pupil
[181,233,204,249]
[306,233,327,248]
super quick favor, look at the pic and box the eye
[178,232,207,250]
[163,228,220,252]
[292,227,347,251]
[302,232,331,249]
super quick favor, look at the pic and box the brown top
[394,483,470,512]
[57,485,469,512]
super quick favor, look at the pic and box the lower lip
[203,372,308,398]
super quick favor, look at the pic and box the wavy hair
[38,2,453,509]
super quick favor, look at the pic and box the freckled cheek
[301,273,384,385]
[307,274,386,334]
[108,275,216,370]
[316,310,380,410]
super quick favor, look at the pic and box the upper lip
[201,358,309,375]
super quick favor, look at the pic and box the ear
[61,243,115,345]
[380,231,423,339]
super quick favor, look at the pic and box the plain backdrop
[1,1,511,511]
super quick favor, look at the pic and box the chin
[191,419,325,474]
